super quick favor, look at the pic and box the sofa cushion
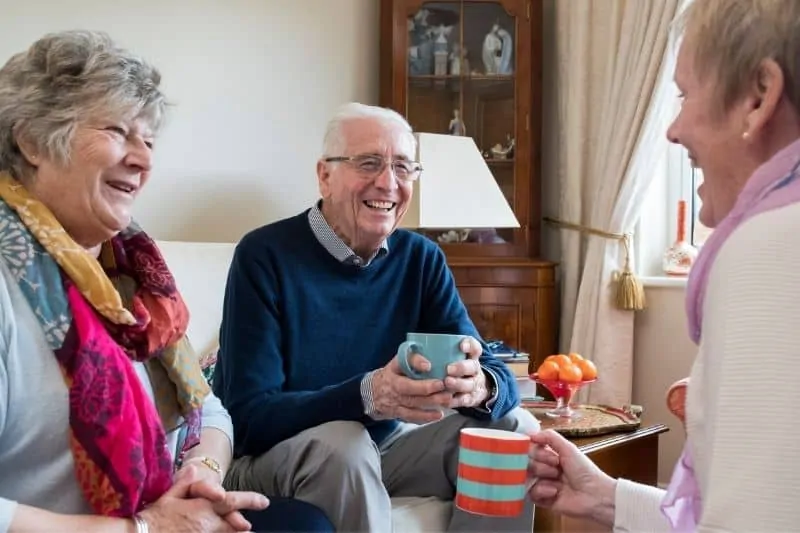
[156,240,236,356]
[391,496,452,531]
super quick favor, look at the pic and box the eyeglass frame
[323,154,423,182]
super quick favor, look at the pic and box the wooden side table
[532,422,669,533]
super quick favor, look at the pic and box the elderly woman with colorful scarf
[527,0,800,531]
[0,31,333,533]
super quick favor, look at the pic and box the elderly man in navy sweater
[214,102,539,532]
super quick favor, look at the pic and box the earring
[742,131,751,141]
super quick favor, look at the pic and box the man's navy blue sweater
[213,211,520,458]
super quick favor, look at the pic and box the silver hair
[322,102,416,157]
[0,30,167,180]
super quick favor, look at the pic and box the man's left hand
[445,336,490,408]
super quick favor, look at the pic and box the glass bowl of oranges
[531,353,598,419]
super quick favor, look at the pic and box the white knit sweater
[614,202,800,532]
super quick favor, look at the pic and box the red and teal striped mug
[455,427,531,517]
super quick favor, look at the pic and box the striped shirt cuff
[360,370,380,418]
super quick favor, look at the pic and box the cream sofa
[157,240,532,532]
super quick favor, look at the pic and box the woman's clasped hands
[138,464,269,532]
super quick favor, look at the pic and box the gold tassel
[615,235,645,310]
[544,217,646,311]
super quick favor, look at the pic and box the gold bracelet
[183,456,222,477]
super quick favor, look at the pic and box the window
[635,133,692,277]
[636,128,712,277]
[635,0,711,278]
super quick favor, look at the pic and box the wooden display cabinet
[379,0,557,370]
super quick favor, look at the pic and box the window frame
[634,0,709,278]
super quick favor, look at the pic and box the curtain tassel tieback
[544,217,646,311]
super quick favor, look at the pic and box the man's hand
[444,336,490,408]
[371,357,454,424]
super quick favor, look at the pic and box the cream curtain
[544,0,680,405]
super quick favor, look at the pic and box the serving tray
[522,401,643,437]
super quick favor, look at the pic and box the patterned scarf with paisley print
[0,172,210,517]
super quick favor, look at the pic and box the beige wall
[1,0,379,243]
[633,284,696,485]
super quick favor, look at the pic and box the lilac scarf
[661,138,800,531]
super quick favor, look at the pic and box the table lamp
[401,133,519,234]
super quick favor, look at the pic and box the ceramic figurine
[448,109,466,136]
[482,23,514,75]
[490,134,515,159]
[408,9,434,75]
[496,26,513,74]
[432,25,452,77]
[482,25,502,74]
[449,43,469,76]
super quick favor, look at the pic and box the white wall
[633,284,696,485]
[1,0,379,242]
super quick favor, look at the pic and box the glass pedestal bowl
[531,374,597,419]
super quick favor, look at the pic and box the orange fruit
[559,363,583,383]
[536,360,560,380]
[568,352,584,363]
[577,359,598,380]
[550,354,572,368]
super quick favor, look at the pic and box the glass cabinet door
[405,1,522,250]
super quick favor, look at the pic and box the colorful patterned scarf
[0,172,210,516]
[661,138,800,531]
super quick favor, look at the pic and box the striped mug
[455,427,531,517]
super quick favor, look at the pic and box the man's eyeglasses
[324,154,423,182]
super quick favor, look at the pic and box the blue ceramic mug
[397,332,468,380]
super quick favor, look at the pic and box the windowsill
[639,275,688,288]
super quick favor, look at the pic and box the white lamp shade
[401,132,520,229]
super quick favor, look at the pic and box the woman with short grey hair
[528,0,800,531]
[0,30,332,532]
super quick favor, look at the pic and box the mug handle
[397,341,425,378]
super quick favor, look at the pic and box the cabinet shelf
[380,0,556,368]
[409,74,515,81]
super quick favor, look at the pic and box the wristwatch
[485,374,498,399]
[477,369,498,410]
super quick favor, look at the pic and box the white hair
[0,30,166,180]
[321,102,415,157]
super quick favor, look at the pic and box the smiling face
[317,117,416,257]
[666,43,757,228]
[21,114,154,248]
